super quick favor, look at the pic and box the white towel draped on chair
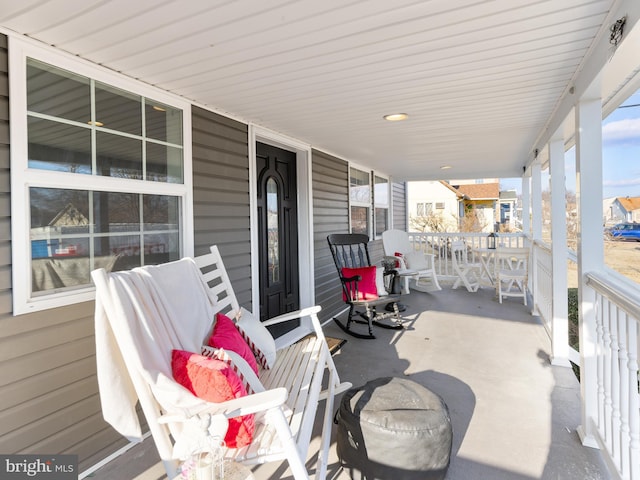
[94,258,218,443]
[94,249,350,480]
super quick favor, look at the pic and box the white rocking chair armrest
[383,254,406,270]
[159,387,289,424]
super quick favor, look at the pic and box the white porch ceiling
[0,0,632,180]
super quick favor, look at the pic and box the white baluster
[596,293,605,433]
[626,318,639,480]
[611,306,621,471]
[617,312,630,478]
[603,299,614,452]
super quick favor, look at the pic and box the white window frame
[373,173,390,238]
[348,165,372,238]
[9,38,193,315]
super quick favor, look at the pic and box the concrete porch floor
[89,286,610,480]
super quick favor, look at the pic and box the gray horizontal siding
[191,106,252,307]
[392,181,407,230]
[311,149,349,322]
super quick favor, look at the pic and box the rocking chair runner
[327,233,403,339]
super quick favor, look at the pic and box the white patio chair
[382,229,441,293]
[451,240,481,292]
[495,247,530,305]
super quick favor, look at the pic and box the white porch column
[530,161,542,315]
[575,75,604,448]
[531,161,543,241]
[522,175,531,237]
[549,129,570,367]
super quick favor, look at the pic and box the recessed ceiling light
[152,105,166,112]
[383,113,408,122]
[440,165,452,170]
[87,120,104,127]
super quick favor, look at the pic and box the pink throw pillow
[208,313,259,375]
[171,349,255,448]
[341,266,378,301]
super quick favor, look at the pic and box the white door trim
[248,125,315,319]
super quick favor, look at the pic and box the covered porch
[92,286,609,479]
[1,1,639,479]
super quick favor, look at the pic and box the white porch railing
[586,271,640,480]
[405,232,526,279]
[532,240,552,334]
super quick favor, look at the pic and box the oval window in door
[266,177,279,285]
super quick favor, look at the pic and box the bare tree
[410,211,453,232]
[459,205,489,232]
[540,190,578,249]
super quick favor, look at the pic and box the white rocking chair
[382,229,441,293]
[451,240,481,292]
[92,246,350,480]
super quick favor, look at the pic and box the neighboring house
[0,35,408,474]
[452,182,500,232]
[611,196,640,223]
[407,180,502,232]
[407,180,461,231]
[602,197,619,225]
[499,190,518,231]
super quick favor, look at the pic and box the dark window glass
[145,100,183,144]
[27,59,90,122]
[93,191,140,233]
[351,206,369,235]
[375,207,388,237]
[95,83,142,135]
[96,131,143,179]
[146,142,183,183]
[28,117,92,173]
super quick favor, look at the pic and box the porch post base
[550,356,571,368]
[577,424,599,449]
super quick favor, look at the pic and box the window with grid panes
[349,167,371,236]
[11,44,192,314]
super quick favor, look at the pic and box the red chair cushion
[208,313,259,375]
[171,349,255,448]
[341,266,379,301]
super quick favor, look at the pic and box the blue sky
[500,88,640,200]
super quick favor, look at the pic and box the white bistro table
[472,247,497,286]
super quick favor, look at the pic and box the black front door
[256,142,300,336]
